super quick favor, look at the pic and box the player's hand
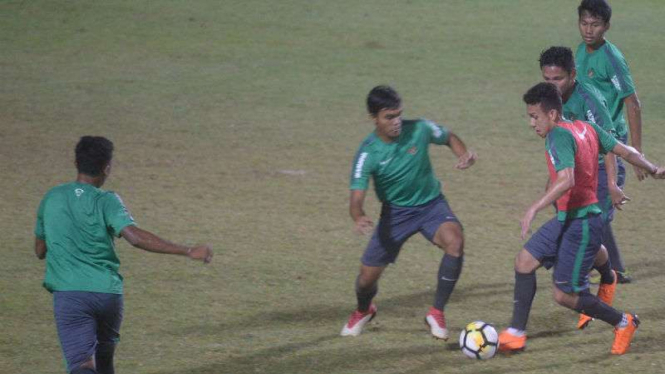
[187,245,213,264]
[609,184,630,210]
[354,216,374,236]
[653,166,665,179]
[633,164,649,181]
[520,207,537,240]
[455,150,477,170]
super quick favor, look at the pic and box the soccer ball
[459,321,498,359]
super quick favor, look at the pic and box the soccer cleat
[578,270,618,330]
[424,307,449,340]
[611,314,640,355]
[616,271,632,284]
[498,329,526,352]
[340,304,377,336]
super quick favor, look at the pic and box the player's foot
[611,314,640,355]
[424,307,449,340]
[579,270,618,330]
[340,304,377,337]
[498,329,526,352]
[616,271,632,284]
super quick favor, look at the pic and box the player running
[340,85,477,340]
[498,83,664,355]
[34,136,213,374]
[575,0,644,282]
[539,46,626,329]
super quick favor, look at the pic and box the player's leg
[420,196,463,340]
[603,150,630,282]
[53,291,100,374]
[499,217,560,352]
[95,293,123,374]
[578,245,617,329]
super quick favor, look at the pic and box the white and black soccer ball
[459,321,498,359]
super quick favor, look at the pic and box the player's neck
[76,174,106,188]
[585,39,606,53]
[562,83,575,103]
[375,131,397,144]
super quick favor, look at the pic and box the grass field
[2,1,665,373]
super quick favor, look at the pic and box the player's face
[541,65,575,99]
[579,12,609,48]
[526,104,555,138]
[373,107,403,141]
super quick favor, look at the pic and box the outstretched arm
[521,168,575,239]
[350,189,373,235]
[447,132,477,170]
[610,142,661,178]
[624,93,647,181]
[35,238,46,259]
[121,226,213,263]
[603,153,629,209]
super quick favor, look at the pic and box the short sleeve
[349,148,375,191]
[580,85,615,134]
[423,120,450,145]
[547,128,576,172]
[103,192,136,237]
[603,46,635,99]
[589,122,618,155]
[34,197,46,240]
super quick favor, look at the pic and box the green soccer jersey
[350,119,450,207]
[34,182,136,294]
[563,80,616,163]
[575,40,635,138]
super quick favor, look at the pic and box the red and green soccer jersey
[350,119,450,207]
[545,120,618,221]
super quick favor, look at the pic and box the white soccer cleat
[425,307,449,340]
[340,304,377,336]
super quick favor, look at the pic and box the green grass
[2,0,665,373]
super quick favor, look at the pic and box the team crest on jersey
[587,68,595,79]
[408,146,418,155]
[75,188,84,197]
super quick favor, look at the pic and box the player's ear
[571,68,577,81]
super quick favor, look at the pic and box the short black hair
[539,46,575,74]
[523,82,563,114]
[578,0,612,23]
[75,136,114,176]
[367,85,402,117]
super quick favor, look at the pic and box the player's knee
[552,287,575,309]
[439,233,464,256]
[514,248,539,273]
[71,358,97,374]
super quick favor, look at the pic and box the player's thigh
[523,217,562,271]
[419,196,463,252]
[361,204,423,266]
[96,293,123,345]
[431,221,464,255]
[553,215,603,294]
[53,291,99,373]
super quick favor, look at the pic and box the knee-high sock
[574,290,623,326]
[510,272,536,331]
[96,342,116,374]
[356,276,377,313]
[602,223,625,273]
[71,368,98,374]
[594,258,616,285]
[433,254,463,310]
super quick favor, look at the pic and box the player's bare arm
[521,168,575,239]
[447,132,477,170]
[603,153,629,209]
[623,93,647,180]
[350,189,373,235]
[610,142,662,179]
[34,238,46,260]
[120,225,213,263]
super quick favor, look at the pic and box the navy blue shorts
[361,195,461,267]
[597,159,626,223]
[524,214,603,293]
[53,291,123,373]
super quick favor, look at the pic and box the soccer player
[498,83,664,355]
[340,85,477,340]
[576,0,644,282]
[539,46,625,329]
[34,136,213,374]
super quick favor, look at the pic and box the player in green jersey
[341,86,477,340]
[34,136,213,374]
[576,0,643,282]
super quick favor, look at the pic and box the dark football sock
[96,342,116,374]
[510,272,536,331]
[71,368,97,374]
[356,276,377,313]
[594,258,615,285]
[433,254,464,310]
[602,223,625,273]
[574,290,623,326]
